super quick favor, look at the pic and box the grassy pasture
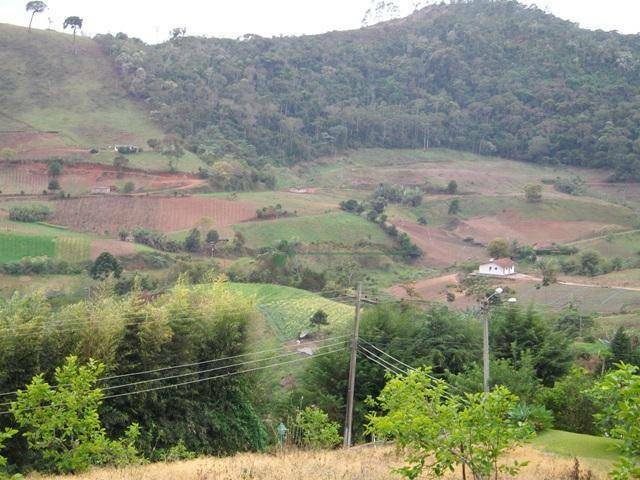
[302,148,582,192]
[225,283,353,340]
[233,212,392,249]
[593,311,640,336]
[574,232,640,260]
[0,23,166,161]
[0,232,55,261]
[531,430,619,466]
[402,196,636,227]
[512,282,640,314]
[92,150,206,174]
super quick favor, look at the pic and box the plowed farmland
[0,162,206,195]
[50,196,257,234]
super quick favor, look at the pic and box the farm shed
[479,258,516,276]
[90,185,111,194]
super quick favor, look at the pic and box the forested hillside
[97,0,640,178]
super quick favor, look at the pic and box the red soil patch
[0,132,89,161]
[394,221,485,267]
[90,239,137,260]
[50,196,257,234]
[455,216,614,245]
[387,273,478,308]
[0,162,206,195]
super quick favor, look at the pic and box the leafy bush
[132,227,181,252]
[367,370,533,479]
[90,252,123,279]
[538,368,598,435]
[155,440,196,462]
[8,204,51,222]
[183,228,201,253]
[10,356,140,473]
[592,364,640,479]
[295,407,341,450]
[0,256,83,275]
[509,404,554,432]
[339,199,363,213]
[310,309,328,326]
[374,183,422,206]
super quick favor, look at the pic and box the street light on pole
[481,288,516,394]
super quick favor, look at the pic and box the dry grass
[36,445,609,480]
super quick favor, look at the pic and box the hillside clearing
[234,212,393,248]
[224,283,353,339]
[0,23,162,150]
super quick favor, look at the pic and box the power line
[0,335,351,401]
[0,347,346,416]
[101,340,349,393]
[359,339,469,400]
[358,347,407,376]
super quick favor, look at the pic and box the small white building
[479,258,516,276]
[90,186,111,194]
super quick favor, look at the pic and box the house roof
[490,258,515,268]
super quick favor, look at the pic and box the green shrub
[90,252,123,279]
[295,406,341,450]
[10,356,140,474]
[8,204,51,222]
[509,404,554,432]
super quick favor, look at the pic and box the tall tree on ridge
[25,1,46,32]
[63,15,83,53]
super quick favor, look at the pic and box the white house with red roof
[478,258,516,276]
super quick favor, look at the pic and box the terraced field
[225,283,353,339]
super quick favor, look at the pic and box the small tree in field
[26,1,47,32]
[184,228,201,252]
[113,155,129,177]
[90,251,123,279]
[295,406,341,450]
[10,356,139,473]
[310,309,328,326]
[206,229,219,244]
[487,237,511,259]
[448,198,460,215]
[538,258,559,286]
[48,158,63,177]
[524,183,543,203]
[446,179,458,194]
[367,368,532,480]
[47,178,60,191]
[122,181,135,193]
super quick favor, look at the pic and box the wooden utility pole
[482,311,490,394]
[343,282,362,448]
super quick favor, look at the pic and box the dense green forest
[0,280,266,470]
[97,0,640,179]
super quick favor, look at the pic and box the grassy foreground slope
[224,283,353,339]
[39,440,613,480]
